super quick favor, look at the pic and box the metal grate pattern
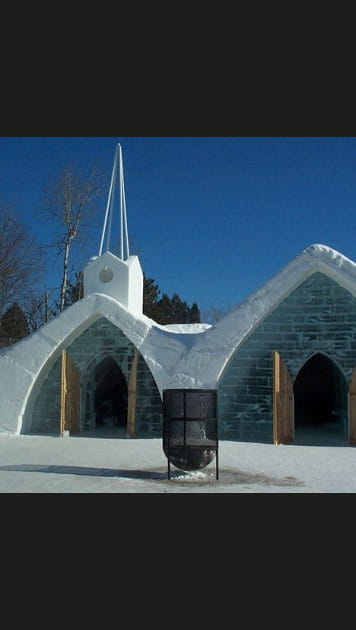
[162,389,219,479]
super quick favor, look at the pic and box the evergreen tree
[188,302,201,323]
[170,293,189,323]
[143,275,161,321]
[0,301,30,341]
[156,293,173,324]
[143,274,202,325]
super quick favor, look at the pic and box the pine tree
[170,293,189,323]
[188,302,201,323]
[144,286,201,325]
[143,275,161,321]
[157,293,173,324]
[0,301,30,342]
[139,274,202,325]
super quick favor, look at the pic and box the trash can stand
[162,389,219,480]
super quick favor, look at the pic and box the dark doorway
[293,353,347,444]
[94,357,128,430]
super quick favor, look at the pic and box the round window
[99,267,114,283]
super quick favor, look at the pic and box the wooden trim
[127,351,138,438]
[60,350,80,436]
[349,368,356,445]
[273,351,280,444]
[60,350,66,436]
[273,350,294,445]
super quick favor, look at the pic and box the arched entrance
[293,353,348,443]
[93,357,128,432]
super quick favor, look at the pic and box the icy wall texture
[30,318,162,436]
[218,272,356,443]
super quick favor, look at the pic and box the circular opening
[99,267,114,283]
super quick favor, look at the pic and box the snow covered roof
[167,244,356,389]
[1,242,356,434]
[0,290,212,432]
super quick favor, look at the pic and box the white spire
[98,143,130,260]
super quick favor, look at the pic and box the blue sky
[1,136,356,319]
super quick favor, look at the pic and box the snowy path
[0,435,355,493]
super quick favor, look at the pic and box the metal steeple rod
[98,142,130,260]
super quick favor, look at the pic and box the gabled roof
[1,242,356,433]
[167,244,356,389]
[0,289,211,432]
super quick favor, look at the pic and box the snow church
[1,144,356,446]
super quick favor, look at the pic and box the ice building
[1,145,356,446]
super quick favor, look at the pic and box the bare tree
[22,288,55,332]
[0,204,44,324]
[41,165,105,311]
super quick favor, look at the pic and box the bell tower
[83,143,143,315]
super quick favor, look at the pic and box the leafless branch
[39,164,105,311]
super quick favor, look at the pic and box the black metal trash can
[162,389,218,479]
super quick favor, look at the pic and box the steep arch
[22,317,162,437]
[82,354,129,435]
[293,353,348,443]
[94,357,127,427]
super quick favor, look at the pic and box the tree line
[143,276,201,325]
[0,163,203,345]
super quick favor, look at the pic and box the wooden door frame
[127,351,138,438]
[273,350,294,445]
[348,367,356,445]
[60,349,81,436]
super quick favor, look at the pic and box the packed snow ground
[1,434,356,493]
